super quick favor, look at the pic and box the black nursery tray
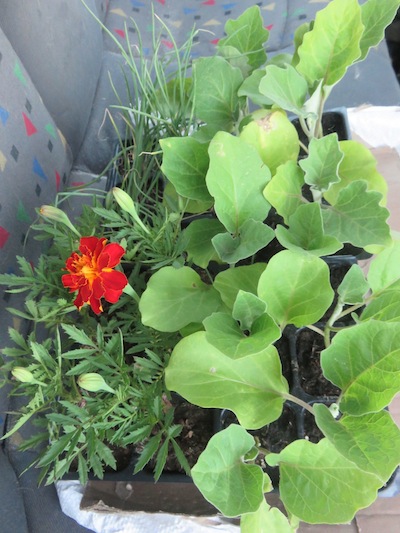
[80,470,218,516]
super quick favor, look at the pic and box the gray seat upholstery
[0,2,399,531]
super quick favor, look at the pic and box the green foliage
[217,6,269,72]
[296,0,364,88]
[321,180,391,248]
[321,320,400,415]
[299,133,343,192]
[183,218,225,268]
[266,439,383,524]
[314,405,400,483]
[160,137,211,203]
[193,56,244,135]
[165,331,288,429]
[3,1,400,530]
[275,203,343,256]
[1,316,183,485]
[258,64,309,116]
[203,310,281,360]
[206,132,271,234]
[241,500,297,533]
[139,266,223,332]
[257,251,334,328]
[191,424,267,517]
[139,0,400,530]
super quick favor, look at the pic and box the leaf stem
[282,392,314,414]
[298,139,309,154]
[337,302,365,320]
[306,324,324,336]
[324,300,344,348]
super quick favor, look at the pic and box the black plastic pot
[62,401,221,515]
[291,107,351,154]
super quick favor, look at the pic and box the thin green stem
[299,115,312,139]
[282,392,314,414]
[324,300,344,348]
[299,139,309,154]
[306,324,324,336]
[337,302,365,320]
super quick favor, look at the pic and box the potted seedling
[139,0,400,529]
[1,0,400,529]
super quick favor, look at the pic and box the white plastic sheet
[56,480,240,533]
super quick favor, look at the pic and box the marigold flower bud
[77,373,115,394]
[12,367,34,383]
[112,187,150,234]
[40,205,80,237]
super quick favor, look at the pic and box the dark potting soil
[275,334,293,388]
[296,328,341,397]
[69,442,134,473]
[252,406,298,487]
[106,443,134,471]
[302,410,325,443]
[251,405,298,455]
[220,405,297,487]
[168,400,215,471]
[292,111,350,158]
[142,400,216,474]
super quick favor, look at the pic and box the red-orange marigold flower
[62,236,128,315]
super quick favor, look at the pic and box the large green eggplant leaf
[361,279,400,322]
[275,203,342,256]
[367,240,400,293]
[193,56,244,133]
[203,311,281,359]
[359,0,400,61]
[212,219,275,264]
[165,331,288,429]
[257,250,333,328]
[241,500,295,533]
[266,439,382,524]
[191,424,267,517]
[322,180,391,248]
[239,110,300,177]
[296,0,363,88]
[139,266,222,332]
[321,320,400,415]
[263,161,304,224]
[337,264,369,305]
[218,6,269,71]
[184,218,225,269]
[299,133,343,192]
[324,140,388,206]
[206,132,271,234]
[214,263,267,309]
[314,404,400,484]
[258,64,309,116]
[160,137,211,202]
